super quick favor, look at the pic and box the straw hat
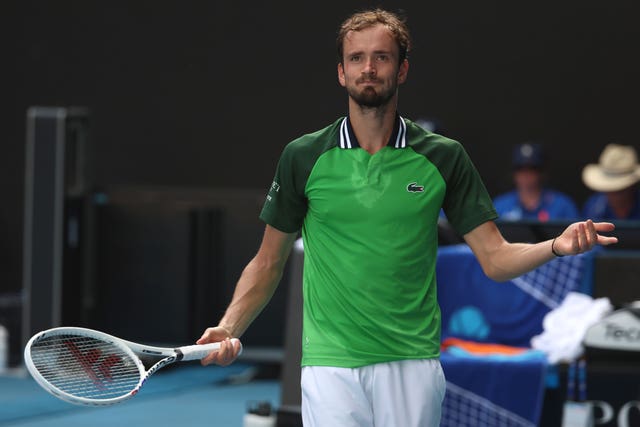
[582,144,640,192]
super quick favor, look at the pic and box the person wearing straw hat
[582,144,640,221]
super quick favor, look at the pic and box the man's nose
[362,57,376,74]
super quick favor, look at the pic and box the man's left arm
[463,220,618,282]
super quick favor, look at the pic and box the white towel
[531,292,613,363]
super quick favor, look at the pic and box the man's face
[514,167,543,191]
[606,185,636,204]
[337,24,408,109]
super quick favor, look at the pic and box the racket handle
[178,338,242,361]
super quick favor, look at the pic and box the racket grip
[178,338,242,361]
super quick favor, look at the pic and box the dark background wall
[2,1,640,319]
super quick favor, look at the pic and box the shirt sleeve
[441,142,498,235]
[259,142,308,233]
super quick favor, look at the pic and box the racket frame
[24,326,227,406]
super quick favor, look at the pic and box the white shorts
[301,359,446,427]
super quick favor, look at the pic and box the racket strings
[29,334,142,399]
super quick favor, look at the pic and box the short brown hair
[336,8,412,65]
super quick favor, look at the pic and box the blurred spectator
[493,143,579,221]
[582,143,640,220]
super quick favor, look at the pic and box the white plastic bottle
[0,324,8,374]
[243,401,276,427]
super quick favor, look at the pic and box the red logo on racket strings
[64,341,122,390]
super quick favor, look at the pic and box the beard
[346,78,397,109]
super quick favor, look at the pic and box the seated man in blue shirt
[494,143,579,222]
[582,144,640,221]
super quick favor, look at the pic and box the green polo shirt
[260,116,497,368]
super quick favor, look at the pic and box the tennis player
[198,8,618,426]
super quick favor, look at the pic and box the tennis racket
[24,326,242,406]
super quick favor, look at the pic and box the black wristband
[551,237,564,257]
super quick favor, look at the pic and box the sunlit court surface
[0,363,279,427]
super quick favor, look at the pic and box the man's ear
[397,59,409,84]
[337,62,346,87]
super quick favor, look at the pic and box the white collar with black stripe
[338,115,407,149]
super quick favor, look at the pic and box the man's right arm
[198,224,298,366]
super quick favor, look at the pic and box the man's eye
[350,55,361,62]
[377,55,389,62]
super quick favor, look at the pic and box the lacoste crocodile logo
[407,182,425,193]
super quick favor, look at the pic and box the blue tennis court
[0,363,279,427]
